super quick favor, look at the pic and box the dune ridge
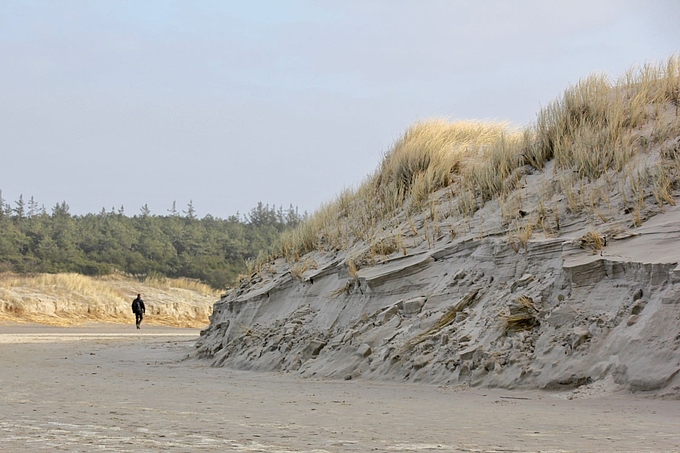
[197,57,680,395]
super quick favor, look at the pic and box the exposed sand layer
[1,324,679,452]
[197,199,680,395]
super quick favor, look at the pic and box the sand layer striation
[197,203,680,396]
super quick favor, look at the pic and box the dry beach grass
[269,56,680,269]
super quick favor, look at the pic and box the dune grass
[273,56,680,265]
[141,275,220,297]
[577,230,606,254]
[0,272,126,301]
[502,295,539,332]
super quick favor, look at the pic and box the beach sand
[1,323,679,452]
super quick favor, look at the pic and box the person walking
[132,294,146,329]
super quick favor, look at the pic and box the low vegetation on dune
[0,272,220,327]
[263,56,680,273]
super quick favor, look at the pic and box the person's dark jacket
[132,297,146,314]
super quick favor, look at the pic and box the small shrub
[346,256,360,280]
[516,223,534,250]
[502,295,539,332]
[370,236,397,256]
[328,280,353,299]
[577,230,605,253]
[290,258,318,281]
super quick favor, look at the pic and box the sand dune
[0,273,217,328]
[197,72,680,393]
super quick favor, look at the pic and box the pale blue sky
[1,1,678,218]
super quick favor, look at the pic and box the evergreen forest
[0,192,303,289]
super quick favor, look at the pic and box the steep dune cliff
[197,204,680,395]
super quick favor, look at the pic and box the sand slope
[196,200,680,395]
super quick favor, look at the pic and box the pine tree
[184,200,196,220]
[27,196,38,218]
[13,195,25,222]
[52,201,70,217]
[168,201,178,216]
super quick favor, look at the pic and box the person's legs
[135,312,143,328]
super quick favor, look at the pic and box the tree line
[0,191,303,289]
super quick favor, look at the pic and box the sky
[1,1,679,219]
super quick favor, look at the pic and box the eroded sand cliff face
[196,204,680,395]
[197,80,680,394]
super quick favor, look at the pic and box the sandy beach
[1,324,679,453]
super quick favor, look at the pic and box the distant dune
[0,273,218,328]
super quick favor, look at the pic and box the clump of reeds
[376,120,509,195]
[370,235,398,256]
[400,289,479,353]
[290,258,318,281]
[346,255,360,280]
[577,230,605,253]
[502,295,539,332]
[328,280,353,299]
